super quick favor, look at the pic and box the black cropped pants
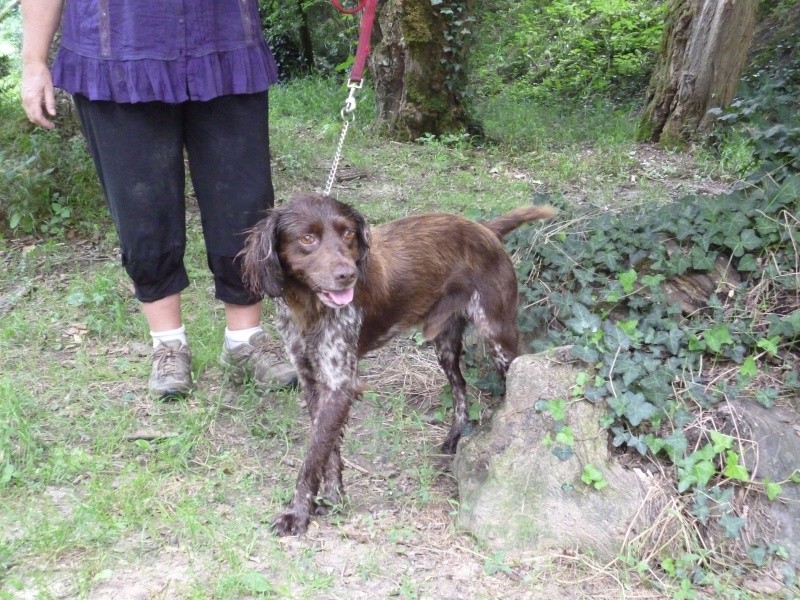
[73,92,273,305]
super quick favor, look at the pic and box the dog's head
[240,194,371,307]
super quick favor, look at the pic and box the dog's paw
[271,509,310,536]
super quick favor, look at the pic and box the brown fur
[241,194,555,535]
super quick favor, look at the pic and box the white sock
[150,325,188,348]
[224,326,263,349]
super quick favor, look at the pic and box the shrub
[467,0,665,105]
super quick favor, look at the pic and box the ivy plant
[503,171,799,515]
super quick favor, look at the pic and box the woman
[20,0,295,398]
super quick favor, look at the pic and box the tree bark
[638,0,758,146]
[369,0,471,140]
[296,0,315,71]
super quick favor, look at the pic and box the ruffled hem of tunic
[53,41,279,104]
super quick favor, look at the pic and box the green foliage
[507,173,800,500]
[258,0,360,78]
[707,66,800,181]
[431,0,474,98]
[0,99,105,236]
[706,3,800,181]
[580,463,607,490]
[482,550,513,576]
[468,0,664,105]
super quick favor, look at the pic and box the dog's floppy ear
[240,210,285,297]
[347,205,371,282]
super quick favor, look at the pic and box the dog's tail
[481,205,557,239]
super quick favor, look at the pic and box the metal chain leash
[324,82,360,196]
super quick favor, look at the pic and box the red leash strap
[331,0,378,84]
[330,0,367,14]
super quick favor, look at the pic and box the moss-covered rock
[454,350,656,559]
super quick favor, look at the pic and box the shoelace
[154,345,186,376]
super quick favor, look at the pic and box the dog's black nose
[333,264,357,283]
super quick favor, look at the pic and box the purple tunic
[52,0,279,104]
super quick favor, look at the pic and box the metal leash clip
[342,80,363,118]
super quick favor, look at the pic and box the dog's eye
[343,230,355,242]
[299,234,316,245]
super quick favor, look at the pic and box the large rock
[717,399,800,568]
[454,350,654,560]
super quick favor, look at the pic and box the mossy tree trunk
[370,0,471,140]
[638,0,758,147]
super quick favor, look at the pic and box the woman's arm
[20,0,65,129]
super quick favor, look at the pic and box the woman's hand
[21,61,57,129]
[20,0,65,129]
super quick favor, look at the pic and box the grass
[0,76,750,598]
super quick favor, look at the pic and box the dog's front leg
[273,305,361,535]
[273,387,353,535]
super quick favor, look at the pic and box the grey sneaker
[220,330,297,390]
[149,340,193,399]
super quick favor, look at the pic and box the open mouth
[317,287,355,308]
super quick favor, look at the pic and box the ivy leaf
[690,246,717,270]
[570,344,599,364]
[627,434,649,455]
[639,369,673,407]
[756,336,779,356]
[665,327,684,356]
[617,319,640,338]
[720,514,747,539]
[769,310,800,338]
[692,459,717,488]
[739,355,758,379]
[652,429,688,463]
[617,360,646,387]
[764,479,782,501]
[748,545,767,567]
[723,451,750,482]
[565,303,601,334]
[555,426,574,447]
[641,274,665,288]
[618,269,637,294]
[709,430,733,453]
[740,229,762,250]
[704,324,734,354]
[546,398,567,421]
[692,499,711,524]
[622,392,656,426]
[551,445,574,461]
[581,464,607,490]
[738,253,758,272]
[603,321,631,352]
[755,387,778,408]
[668,251,692,275]
[607,394,626,418]
[584,384,606,403]
[612,426,630,448]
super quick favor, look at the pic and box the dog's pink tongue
[328,288,355,306]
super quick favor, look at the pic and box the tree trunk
[296,0,315,70]
[369,0,471,140]
[638,0,758,146]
